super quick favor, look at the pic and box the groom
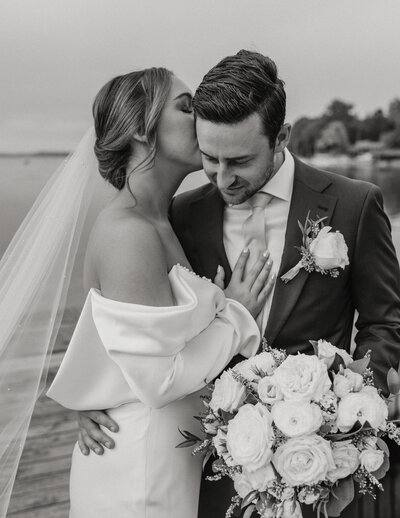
[78,51,400,517]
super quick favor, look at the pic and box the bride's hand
[214,249,275,319]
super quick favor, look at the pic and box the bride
[45,68,275,517]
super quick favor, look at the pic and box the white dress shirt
[223,148,295,334]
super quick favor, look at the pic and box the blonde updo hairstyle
[93,67,173,190]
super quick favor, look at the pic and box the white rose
[209,370,246,413]
[226,403,274,472]
[233,463,275,498]
[271,354,331,403]
[359,448,385,473]
[273,434,335,486]
[337,386,388,432]
[333,369,364,398]
[317,339,353,368]
[258,376,283,405]
[233,352,276,387]
[309,226,349,270]
[327,440,360,483]
[272,401,323,437]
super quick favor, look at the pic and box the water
[1,155,399,312]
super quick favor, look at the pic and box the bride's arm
[93,218,264,409]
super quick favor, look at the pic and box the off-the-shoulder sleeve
[91,266,260,408]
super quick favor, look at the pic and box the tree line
[289,99,400,157]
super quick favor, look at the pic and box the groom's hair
[193,50,286,147]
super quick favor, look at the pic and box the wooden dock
[6,358,75,518]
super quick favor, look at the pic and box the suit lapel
[265,158,338,346]
[190,186,232,281]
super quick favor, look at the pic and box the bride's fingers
[80,427,104,455]
[245,250,270,287]
[213,265,225,290]
[257,272,276,302]
[251,256,273,295]
[231,248,249,282]
[85,410,119,433]
[78,431,90,456]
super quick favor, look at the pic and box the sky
[1,0,399,152]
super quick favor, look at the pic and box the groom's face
[196,112,277,205]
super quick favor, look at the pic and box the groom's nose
[215,164,234,190]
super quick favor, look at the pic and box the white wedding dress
[47,265,260,518]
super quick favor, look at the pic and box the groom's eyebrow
[200,149,252,161]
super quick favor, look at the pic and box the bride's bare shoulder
[85,209,173,305]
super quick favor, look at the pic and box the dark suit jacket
[170,156,400,518]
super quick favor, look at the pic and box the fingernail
[243,248,249,254]
[95,448,103,455]
[83,449,89,456]
[110,426,116,432]
[271,273,276,280]
[105,442,111,448]
[262,250,269,258]
[267,259,272,267]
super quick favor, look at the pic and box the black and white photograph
[1,1,400,517]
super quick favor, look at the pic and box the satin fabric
[48,265,260,517]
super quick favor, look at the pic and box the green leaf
[220,410,234,424]
[309,339,319,356]
[348,356,370,375]
[243,504,256,518]
[241,491,258,509]
[376,437,390,456]
[330,353,346,373]
[175,439,198,448]
[326,476,354,517]
[202,450,213,470]
[372,452,390,480]
[387,367,400,395]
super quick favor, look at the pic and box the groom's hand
[77,410,119,455]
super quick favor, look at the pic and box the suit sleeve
[352,184,400,394]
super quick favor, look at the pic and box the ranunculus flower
[309,226,349,270]
[234,351,276,380]
[317,390,338,419]
[359,448,385,473]
[337,386,388,432]
[226,403,274,472]
[272,400,323,437]
[271,354,331,403]
[278,499,303,518]
[298,487,320,505]
[232,463,275,497]
[258,376,283,405]
[209,370,246,413]
[273,434,335,486]
[327,440,360,483]
[213,429,235,467]
[317,339,353,368]
[333,369,364,399]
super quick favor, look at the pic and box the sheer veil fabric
[0,128,100,517]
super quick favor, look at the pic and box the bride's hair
[93,67,172,190]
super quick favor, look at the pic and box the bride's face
[155,76,202,174]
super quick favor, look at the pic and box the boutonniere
[281,212,349,283]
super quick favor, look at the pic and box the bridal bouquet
[178,340,400,518]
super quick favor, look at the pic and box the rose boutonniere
[281,212,349,283]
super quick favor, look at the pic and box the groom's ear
[274,123,292,154]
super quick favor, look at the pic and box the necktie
[242,192,272,275]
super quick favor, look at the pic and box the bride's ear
[132,131,147,144]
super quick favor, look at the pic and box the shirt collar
[259,147,294,202]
